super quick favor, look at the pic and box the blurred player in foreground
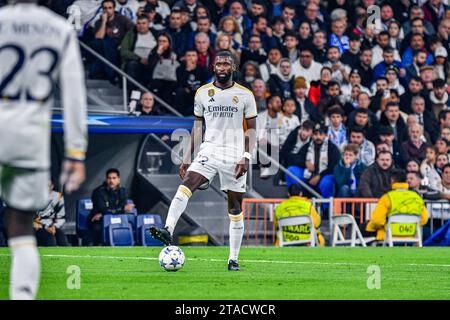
[151,51,257,271]
[0,0,87,299]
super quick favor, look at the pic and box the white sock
[229,212,244,262]
[9,236,40,300]
[165,185,192,235]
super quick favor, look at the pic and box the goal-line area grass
[0,247,449,300]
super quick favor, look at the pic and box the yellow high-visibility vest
[275,197,313,241]
[386,189,425,236]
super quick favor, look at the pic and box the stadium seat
[277,215,318,247]
[331,214,374,247]
[76,199,94,244]
[103,214,135,246]
[383,214,423,247]
[136,214,164,246]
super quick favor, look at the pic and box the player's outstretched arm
[59,28,88,193]
[235,117,257,179]
[180,116,204,179]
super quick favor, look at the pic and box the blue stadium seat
[136,214,164,246]
[103,214,135,246]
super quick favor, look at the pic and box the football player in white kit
[0,0,87,299]
[151,51,257,271]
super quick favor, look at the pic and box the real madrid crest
[208,89,215,97]
[232,95,239,104]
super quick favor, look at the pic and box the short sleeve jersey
[194,82,257,161]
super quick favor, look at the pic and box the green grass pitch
[0,247,449,300]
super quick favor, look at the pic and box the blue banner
[51,114,194,134]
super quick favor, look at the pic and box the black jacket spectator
[295,140,341,178]
[90,182,128,218]
[379,112,409,145]
[240,48,267,68]
[357,162,394,198]
[268,74,295,100]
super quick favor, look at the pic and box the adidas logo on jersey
[209,98,215,102]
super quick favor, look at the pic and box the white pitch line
[0,253,449,268]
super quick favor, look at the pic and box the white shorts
[0,165,49,212]
[187,151,247,193]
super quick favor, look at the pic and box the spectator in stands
[280,3,299,32]
[347,95,379,138]
[316,81,343,116]
[120,15,156,89]
[260,47,283,82]
[357,150,395,198]
[348,126,376,167]
[292,47,323,84]
[439,110,450,131]
[365,169,428,242]
[248,15,273,52]
[436,137,450,155]
[257,95,283,179]
[194,32,215,72]
[422,0,447,30]
[187,16,217,53]
[405,50,428,84]
[205,0,228,24]
[387,20,403,52]
[342,33,362,70]
[268,58,294,99]
[165,9,189,57]
[407,171,441,200]
[138,91,159,115]
[322,46,351,85]
[229,0,251,36]
[430,78,450,118]
[421,146,442,190]
[88,168,135,245]
[175,49,209,116]
[297,21,314,50]
[279,98,300,146]
[269,17,285,51]
[436,153,449,173]
[436,164,450,198]
[433,47,449,80]
[215,33,240,64]
[328,18,349,54]
[379,102,408,145]
[303,2,326,33]
[412,96,440,144]
[334,143,366,198]
[280,120,314,168]
[34,181,68,247]
[90,0,134,84]
[116,0,140,23]
[240,61,262,89]
[286,123,340,199]
[384,66,405,96]
[173,0,200,17]
[251,79,270,112]
[371,32,401,69]
[402,33,434,68]
[281,30,299,63]
[352,47,373,90]
[217,16,243,52]
[326,106,347,152]
[401,123,429,164]
[402,5,436,36]
[377,125,403,166]
[274,184,325,246]
[240,35,267,68]
[147,32,180,105]
[139,0,171,21]
[311,30,328,64]
[399,77,429,114]
[292,77,321,124]
[373,46,404,80]
[308,66,332,106]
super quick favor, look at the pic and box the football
[159,246,185,271]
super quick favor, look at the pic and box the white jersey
[0,3,87,169]
[194,82,257,161]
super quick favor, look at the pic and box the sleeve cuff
[66,149,86,161]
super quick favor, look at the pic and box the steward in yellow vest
[274,184,325,246]
[366,170,428,241]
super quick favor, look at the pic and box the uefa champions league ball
[159,246,185,271]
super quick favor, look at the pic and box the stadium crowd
[0,0,449,246]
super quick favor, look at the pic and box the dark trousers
[89,38,120,84]
[124,60,150,93]
[87,218,104,246]
[36,228,69,247]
